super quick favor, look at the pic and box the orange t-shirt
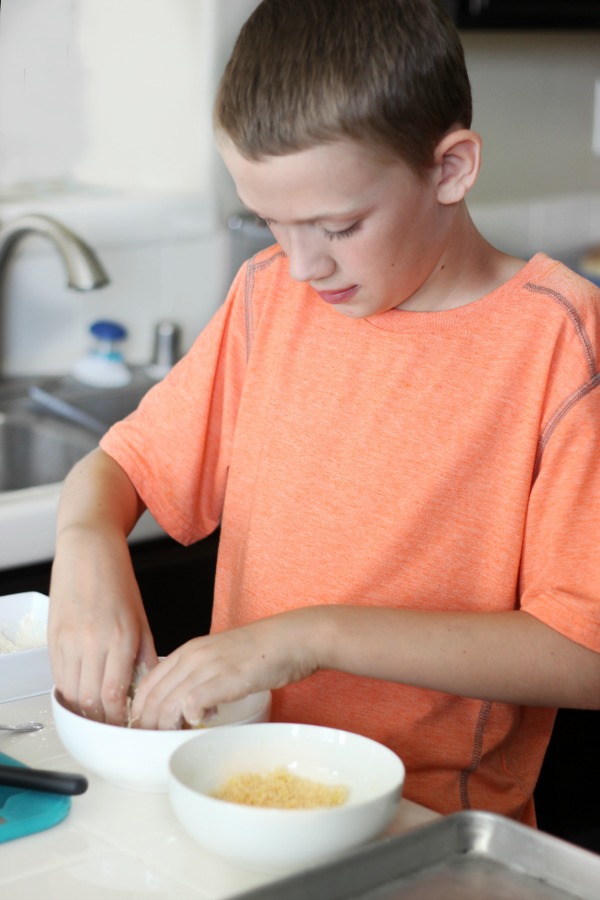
[101,250,600,824]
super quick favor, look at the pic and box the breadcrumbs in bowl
[168,722,405,871]
[212,767,349,809]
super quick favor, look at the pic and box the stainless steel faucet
[0,213,109,376]
[0,213,109,291]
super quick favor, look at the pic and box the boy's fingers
[100,652,136,725]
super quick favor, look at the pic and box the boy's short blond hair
[214,0,472,175]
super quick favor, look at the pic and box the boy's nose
[285,232,336,284]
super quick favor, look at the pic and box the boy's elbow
[569,645,600,710]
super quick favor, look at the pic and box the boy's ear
[433,129,481,205]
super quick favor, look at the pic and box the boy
[49,0,600,825]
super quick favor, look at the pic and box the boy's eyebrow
[238,199,361,225]
[260,213,354,224]
[235,189,365,225]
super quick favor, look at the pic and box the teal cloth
[0,752,71,843]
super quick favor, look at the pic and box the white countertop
[0,693,439,899]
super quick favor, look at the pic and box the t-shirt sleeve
[520,382,600,653]
[100,266,249,545]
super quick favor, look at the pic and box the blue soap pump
[72,319,132,387]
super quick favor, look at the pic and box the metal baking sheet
[239,811,600,900]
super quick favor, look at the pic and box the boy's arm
[317,605,600,708]
[48,448,158,725]
[130,603,600,730]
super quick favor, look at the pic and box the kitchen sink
[0,416,98,491]
[0,369,155,492]
[38,381,153,430]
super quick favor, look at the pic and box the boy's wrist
[55,519,126,550]
[298,604,343,673]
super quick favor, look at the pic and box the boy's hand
[48,448,157,726]
[130,609,320,730]
[49,527,158,726]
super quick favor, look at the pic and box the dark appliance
[441,0,600,29]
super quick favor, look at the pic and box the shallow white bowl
[51,687,271,792]
[168,722,405,871]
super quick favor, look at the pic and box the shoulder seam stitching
[533,374,600,480]
[524,282,597,378]
[244,250,286,360]
[524,282,599,480]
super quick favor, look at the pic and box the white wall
[0,0,85,190]
[463,30,600,203]
[0,0,262,376]
[0,0,260,205]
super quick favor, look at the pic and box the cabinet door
[0,531,219,657]
[132,532,219,654]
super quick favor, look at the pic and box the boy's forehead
[219,136,412,221]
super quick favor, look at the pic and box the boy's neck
[399,206,526,313]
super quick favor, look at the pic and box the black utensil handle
[0,764,88,796]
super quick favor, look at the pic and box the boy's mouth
[314,285,359,305]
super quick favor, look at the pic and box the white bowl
[51,687,271,792]
[168,722,405,871]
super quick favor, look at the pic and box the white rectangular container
[0,592,52,702]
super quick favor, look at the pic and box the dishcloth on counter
[0,753,71,843]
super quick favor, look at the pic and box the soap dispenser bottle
[72,319,132,387]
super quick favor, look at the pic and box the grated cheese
[0,612,47,654]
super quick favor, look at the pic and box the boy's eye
[323,222,360,240]
[255,216,360,241]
